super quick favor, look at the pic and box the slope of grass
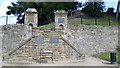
[39,22,55,29]
[92,51,120,63]
[39,14,118,29]
[68,14,118,26]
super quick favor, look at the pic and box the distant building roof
[26,8,37,13]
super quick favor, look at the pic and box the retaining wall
[64,25,118,55]
[1,24,31,56]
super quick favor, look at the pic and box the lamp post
[6,15,8,25]
[6,11,11,25]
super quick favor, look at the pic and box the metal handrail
[8,36,34,56]
[60,37,82,57]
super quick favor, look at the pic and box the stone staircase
[4,30,80,64]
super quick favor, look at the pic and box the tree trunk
[116,0,120,24]
[95,16,97,25]
[38,8,42,26]
[109,15,111,26]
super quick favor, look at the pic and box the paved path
[2,56,118,66]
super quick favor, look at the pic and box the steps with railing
[3,30,83,63]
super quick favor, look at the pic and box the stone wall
[32,29,79,61]
[1,24,31,56]
[4,29,80,63]
[0,25,3,67]
[64,25,118,55]
[1,24,119,63]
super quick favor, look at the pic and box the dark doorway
[29,23,33,31]
[29,23,33,27]
[59,24,64,30]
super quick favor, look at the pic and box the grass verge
[39,15,118,29]
[92,51,120,63]
[39,23,55,29]
[68,16,118,26]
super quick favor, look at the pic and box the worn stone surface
[64,25,118,55]
[25,8,38,27]
[4,30,79,63]
[1,24,118,64]
[55,10,68,30]
[0,25,3,67]
[1,24,31,56]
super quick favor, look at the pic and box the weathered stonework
[0,25,3,67]
[25,8,38,27]
[1,24,118,63]
[4,30,79,63]
[1,24,31,56]
[54,10,68,30]
[64,25,118,55]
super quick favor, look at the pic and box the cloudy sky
[0,0,17,16]
[0,0,17,25]
[0,0,118,25]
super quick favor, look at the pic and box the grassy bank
[39,23,55,29]
[39,14,118,29]
[92,51,120,63]
[68,15,118,25]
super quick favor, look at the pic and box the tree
[116,0,120,22]
[106,7,114,26]
[82,1,105,17]
[107,7,114,14]
[7,2,81,26]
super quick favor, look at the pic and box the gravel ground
[2,56,118,66]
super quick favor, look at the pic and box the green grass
[39,14,118,29]
[39,22,55,29]
[68,15,118,26]
[93,51,120,63]
[68,19,82,25]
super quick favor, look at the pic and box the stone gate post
[25,8,38,27]
[54,10,68,30]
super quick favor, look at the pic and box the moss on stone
[56,10,67,13]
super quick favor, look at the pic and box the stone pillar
[25,8,38,27]
[54,10,68,30]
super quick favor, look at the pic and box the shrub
[116,46,120,51]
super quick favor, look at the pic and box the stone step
[5,36,79,63]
